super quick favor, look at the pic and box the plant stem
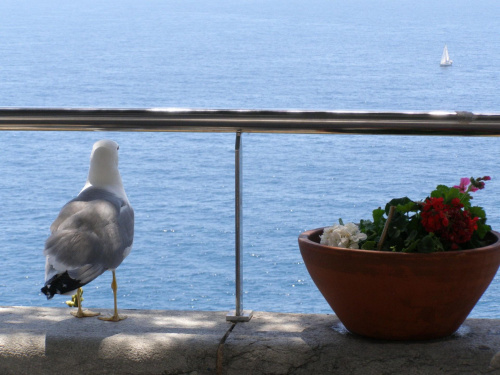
[377,206,396,251]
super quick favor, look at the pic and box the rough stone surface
[223,312,500,375]
[0,306,226,375]
[2,306,500,374]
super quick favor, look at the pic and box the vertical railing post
[227,131,253,322]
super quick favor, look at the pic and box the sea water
[0,0,499,317]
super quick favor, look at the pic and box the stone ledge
[2,306,500,374]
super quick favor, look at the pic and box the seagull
[41,140,134,322]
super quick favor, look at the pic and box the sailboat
[440,45,453,66]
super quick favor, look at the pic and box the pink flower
[453,178,477,193]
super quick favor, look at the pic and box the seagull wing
[42,187,134,298]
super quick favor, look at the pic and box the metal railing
[2,108,500,322]
[1,108,500,135]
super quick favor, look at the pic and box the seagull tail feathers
[41,271,84,299]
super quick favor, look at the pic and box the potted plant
[298,177,500,340]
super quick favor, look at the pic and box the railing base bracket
[226,310,253,322]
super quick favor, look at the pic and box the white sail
[440,45,452,66]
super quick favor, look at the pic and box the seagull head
[85,140,124,193]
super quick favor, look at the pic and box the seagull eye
[117,146,120,150]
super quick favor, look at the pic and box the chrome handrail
[1,108,500,135]
[3,108,500,322]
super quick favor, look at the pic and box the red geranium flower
[421,196,478,249]
[421,197,449,232]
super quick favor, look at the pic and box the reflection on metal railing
[1,108,500,135]
[2,108,500,322]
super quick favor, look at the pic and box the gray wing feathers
[118,204,134,250]
[44,187,134,282]
[68,263,107,285]
[44,259,104,288]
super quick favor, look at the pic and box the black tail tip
[41,271,83,300]
[41,286,54,300]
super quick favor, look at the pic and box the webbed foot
[98,313,126,322]
[71,309,101,318]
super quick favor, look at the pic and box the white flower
[320,222,367,249]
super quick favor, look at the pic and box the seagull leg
[99,270,126,322]
[70,288,100,318]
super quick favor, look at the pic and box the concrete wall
[2,306,500,374]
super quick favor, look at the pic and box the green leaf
[418,233,445,253]
[371,208,385,231]
[396,200,419,214]
[402,238,420,253]
[385,197,412,214]
[469,206,486,220]
[372,207,384,221]
[388,227,401,238]
[405,229,418,244]
[361,241,377,250]
[444,187,460,202]
[431,185,450,199]
[476,221,492,239]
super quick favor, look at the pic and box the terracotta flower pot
[298,227,500,340]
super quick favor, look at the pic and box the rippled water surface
[0,0,499,317]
